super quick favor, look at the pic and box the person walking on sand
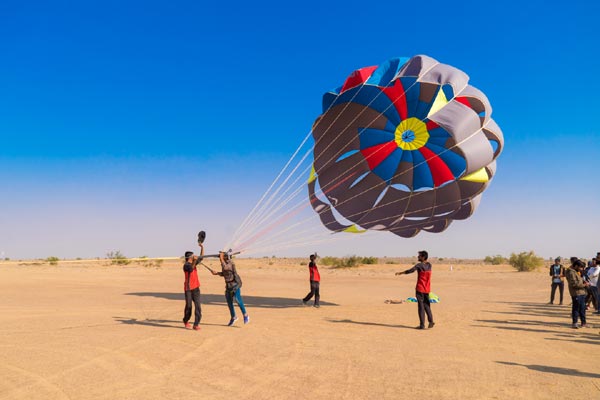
[212,251,249,326]
[396,250,434,330]
[548,257,565,305]
[302,253,321,308]
[565,259,590,329]
[182,243,204,331]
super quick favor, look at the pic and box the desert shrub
[46,256,60,265]
[136,257,162,267]
[299,261,307,266]
[107,250,130,265]
[509,251,544,272]
[332,255,361,268]
[484,255,507,265]
[321,256,376,267]
[320,256,338,266]
[438,257,444,262]
[4,257,10,261]
[361,256,378,265]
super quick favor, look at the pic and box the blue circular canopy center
[401,130,416,143]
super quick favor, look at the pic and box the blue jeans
[226,287,247,318]
[571,295,586,325]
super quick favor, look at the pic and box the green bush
[335,256,361,268]
[509,251,544,272]
[107,251,130,265]
[320,256,338,266]
[46,256,60,265]
[320,256,378,267]
[484,255,507,265]
[361,256,378,265]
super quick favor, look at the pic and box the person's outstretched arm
[395,264,418,276]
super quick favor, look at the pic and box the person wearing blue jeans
[225,287,248,325]
[213,251,249,326]
[565,259,590,329]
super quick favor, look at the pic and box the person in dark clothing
[564,259,590,329]
[212,251,249,326]
[302,253,321,308]
[396,250,435,330]
[548,257,565,305]
[183,243,204,331]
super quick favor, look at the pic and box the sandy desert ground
[1,258,599,399]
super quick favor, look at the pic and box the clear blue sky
[1,0,598,259]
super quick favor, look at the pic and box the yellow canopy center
[394,118,429,150]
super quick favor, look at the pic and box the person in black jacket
[548,257,565,305]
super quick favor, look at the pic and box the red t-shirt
[183,262,200,291]
[309,261,320,282]
[406,262,431,293]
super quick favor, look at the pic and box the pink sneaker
[184,322,192,329]
[193,325,201,331]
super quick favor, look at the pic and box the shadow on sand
[326,318,415,329]
[496,361,600,379]
[113,317,231,329]
[473,301,600,345]
[124,292,338,309]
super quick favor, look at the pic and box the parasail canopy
[308,55,504,238]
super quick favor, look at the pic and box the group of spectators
[548,252,600,329]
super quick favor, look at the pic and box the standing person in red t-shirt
[302,253,321,308]
[182,242,204,331]
[396,250,434,330]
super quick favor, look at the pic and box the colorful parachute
[308,55,503,238]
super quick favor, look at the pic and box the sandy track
[1,260,598,399]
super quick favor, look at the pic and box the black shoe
[428,322,435,329]
[415,326,425,330]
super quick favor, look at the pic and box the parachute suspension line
[242,180,483,255]
[241,232,364,257]
[235,60,488,255]
[231,146,313,247]
[233,166,360,252]
[231,66,440,252]
[238,117,492,255]
[226,131,313,250]
[232,139,350,249]
[233,65,444,253]
[229,76,378,250]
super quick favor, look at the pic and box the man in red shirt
[183,243,204,331]
[396,250,434,330]
[302,253,321,308]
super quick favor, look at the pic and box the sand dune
[1,259,598,399]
